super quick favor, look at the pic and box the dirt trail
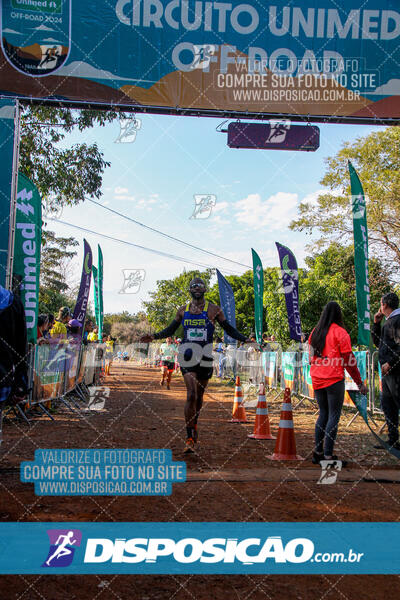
[0,364,399,598]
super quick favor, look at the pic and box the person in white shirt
[159,337,177,390]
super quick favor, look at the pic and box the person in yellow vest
[87,327,98,342]
[49,307,70,341]
[105,335,114,375]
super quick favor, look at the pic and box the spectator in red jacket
[309,301,367,465]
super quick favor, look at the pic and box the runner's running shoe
[184,438,195,454]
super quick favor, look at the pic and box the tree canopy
[290,127,400,271]
[19,106,122,315]
[143,269,213,333]
[20,106,121,211]
[141,245,392,348]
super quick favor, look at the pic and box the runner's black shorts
[161,360,175,371]
[179,362,214,380]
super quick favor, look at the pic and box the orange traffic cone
[231,376,247,423]
[248,383,275,440]
[267,388,303,460]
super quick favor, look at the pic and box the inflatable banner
[13,173,42,344]
[72,239,92,331]
[216,269,236,345]
[1,2,399,121]
[97,245,104,342]
[349,162,371,346]
[0,99,15,288]
[252,248,263,344]
[276,242,303,342]
[92,265,100,334]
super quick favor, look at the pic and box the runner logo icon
[190,195,216,219]
[42,529,82,568]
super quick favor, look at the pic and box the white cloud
[137,196,157,207]
[369,78,400,95]
[114,186,129,194]
[3,28,22,35]
[218,250,253,268]
[210,215,230,225]
[56,61,134,81]
[300,188,342,207]
[209,229,225,239]
[33,24,54,32]
[233,192,298,231]
[43,38,62,43]
[213,201,229,213]
[301,189,326,207]
[56,61,157,83]
[115,194,135,202]
[0,105,14,119]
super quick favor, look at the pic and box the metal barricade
[33,343,65,403]
[84,344,98,385]
[262,352,278,390]
[63,342,81,394]
[281,352,297,391]
[224,345,238,380]
[298,352,314,400]
[343,351,368,406]
[76,345,88,385]
[370,350,384,416]
[146,342,162,367]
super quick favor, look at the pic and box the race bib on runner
[187,328,207,342]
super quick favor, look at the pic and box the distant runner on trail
[141,277,250,454]
[159,337,177,390]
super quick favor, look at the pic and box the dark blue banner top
[216,269,236,345]
[0,1,399,121]
[276,242,303,342]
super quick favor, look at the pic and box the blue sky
[50,115,381,315]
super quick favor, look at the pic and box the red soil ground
[0,363,399,599]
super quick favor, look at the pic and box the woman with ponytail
[309,301,367,465]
